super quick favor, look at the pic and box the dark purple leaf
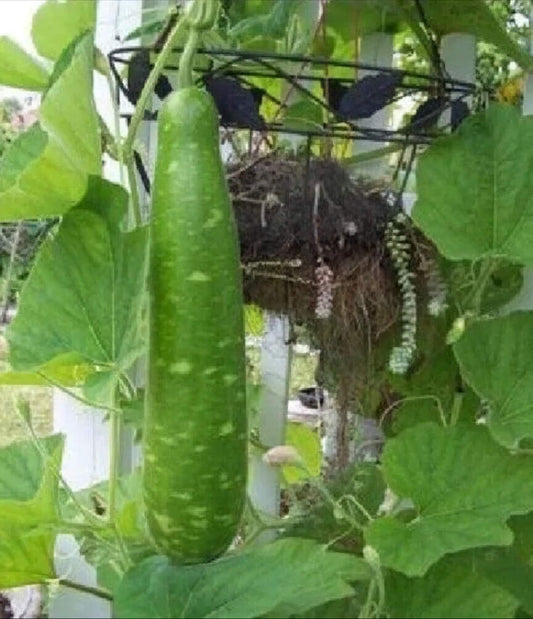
[127,49,172,104]
[336,72,402,120]
[407,96,447,132]
[320,78,349,112]
[451,99,470,131]
[203,76,266,130]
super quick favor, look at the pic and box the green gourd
[143,85,247,563]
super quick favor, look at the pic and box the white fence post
[249,315,292,524]
[355,33,394,177]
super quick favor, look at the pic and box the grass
[0,333,52,447]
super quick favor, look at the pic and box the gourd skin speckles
[144,87,247,564]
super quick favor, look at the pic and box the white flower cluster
[424,258,449,316]
[385,212,417,375]
[315,261,334,319]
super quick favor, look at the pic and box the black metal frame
[108,45,476,198]
[109,46,475,145]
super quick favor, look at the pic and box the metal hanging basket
[108,44,477,202]
[109,45,475,144]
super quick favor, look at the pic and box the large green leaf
[114,538,372,618]
[0,37,49,91]
[386,553,518,618]
[454,312,533,448]
[0,434,63,501]
[7,177,147,404]
[0,32,101,221]
[387,313,479,434]
[365,423,533,577]
[31,0,96,61]
[474,545,533,615]
[413,105,533,263]
[0,436,63,587]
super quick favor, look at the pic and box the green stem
[343,143,403,165]
[107,393,133,570]
[38,372,122,414]
[1,222,21,322]
[57,520,108,534]
[177,28,200,88]
[123,12,184,156]
[108,405,121,523]
[57,579,113,602]
[119,372,137,400]
[464,259,496,314]
[449,390,464,426]
[126,157,143,227]
[359,579,377,619]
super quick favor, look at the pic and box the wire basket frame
[109,46,475,143]
[109,46,476,197]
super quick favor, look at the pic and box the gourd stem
[178,0,217,89]
[177,28,200,89]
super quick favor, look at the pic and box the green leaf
[246,380,262,424]
[454,312,533,448]
[413,105,533,263]
[0,434,63,501]
[230,0,295,41]
[7,177,148,404]
[285,463,384,553]
[244,304,264,336]
[31,0,96,61]
[283,100,323,132]
[386,553,518,618]
[284,422,322,483]
[388,315,478,434]
[365,423,533,577]
[0,356,93,387]
[60,470,152,593]
[0,436,63,587]
[325,1,401,41]
[474,545,533,615]
[63,470,143,536]
[447,260,523,314]
[114,538,371,618]
[0,37,49,91]
[0,32,101,221]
